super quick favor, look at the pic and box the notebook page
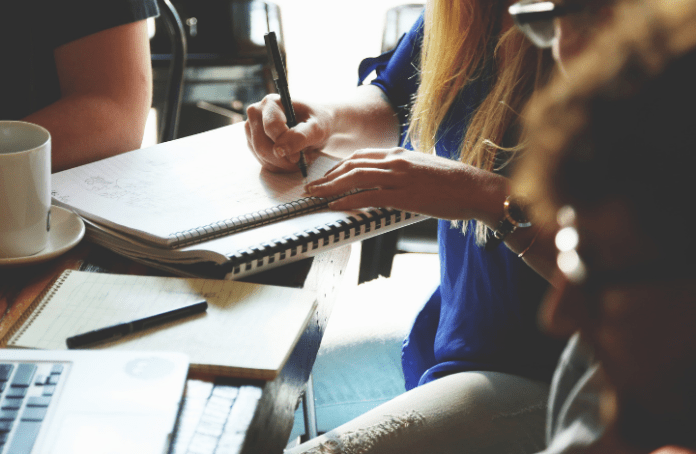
[52,125,341,247]
[10,271,317,379]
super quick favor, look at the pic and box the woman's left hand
[305,147,507,224]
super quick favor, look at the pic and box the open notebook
[51,124,424,278]
[1,270,317,380]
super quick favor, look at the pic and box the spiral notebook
[1,270,317,380]
[52,125,356,249]
[51,124,424,278]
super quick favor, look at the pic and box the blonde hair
[407,0,552,243]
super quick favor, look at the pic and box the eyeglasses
[555,206,695,294]
[509,0,583,48]
[555,206,587,284]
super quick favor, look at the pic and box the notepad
[1,270,317,380]
[52,125,353,249]
[51,124,424,279]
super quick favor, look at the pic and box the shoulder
[46,0,159,48]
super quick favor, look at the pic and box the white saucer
[0,206,85,267]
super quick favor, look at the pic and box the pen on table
[264,31,309,183]
[66,300,208,349]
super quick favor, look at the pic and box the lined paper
[9,271,317,380]
[51,125,341,246]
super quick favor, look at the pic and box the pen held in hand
[264,31,309,183]
[66,300,208,349]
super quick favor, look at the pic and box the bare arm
[247,79,559,281]
[502,220,558,282]
[245,84,400,172]
[25,20,153,172]
[306,146,558,282]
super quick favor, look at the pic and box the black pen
[66,300,208,349]
[264,31,309,182]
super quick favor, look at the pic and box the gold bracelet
[518,224,543,258]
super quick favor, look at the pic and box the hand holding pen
[263,32,309,182]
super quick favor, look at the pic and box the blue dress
[359,13,564,390]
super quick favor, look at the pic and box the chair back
[381,3,424,53]
[150,1,282,139]
[163,0,281,61]
[156,0,188,142]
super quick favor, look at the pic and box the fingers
[245,96,300,172]
[245,94,329,173]
[336,147,392,163]
[305,148,410,196]
[327,189,394,211]
[273,115,329,161]
[319,151,407,187]
[245,98,280,156]
[302,147,456,215]
[307,166,390,200]
[246,95,285,137]
[259,97,289,142]
[322,158,392,182]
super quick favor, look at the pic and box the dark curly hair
[516,0,696,253]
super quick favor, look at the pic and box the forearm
[457,170,558,282]
[505,224,558,282]
[25,93,149,172]
[322,85,401,155]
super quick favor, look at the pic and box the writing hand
[244,94,333,173]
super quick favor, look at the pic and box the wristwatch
[485,195,532,250]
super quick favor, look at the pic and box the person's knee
[415,371,549,418]
[287,371,550,454]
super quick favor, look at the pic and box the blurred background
[145,0,424,146]
[273,0,419,99]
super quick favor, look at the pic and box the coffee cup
[0,121,52,259]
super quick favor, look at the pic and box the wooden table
[0,240,356,453]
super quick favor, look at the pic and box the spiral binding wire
[1,270,72,347]
[169,195,339,248]
[222,208,417,276]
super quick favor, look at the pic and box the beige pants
[286,371,549,454]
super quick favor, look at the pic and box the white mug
[0,121,52,258]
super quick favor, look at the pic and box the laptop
[0,349,189,454]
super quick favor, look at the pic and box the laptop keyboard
[0,362,64,454]
[170,378,263,454]
[0,363,264,454]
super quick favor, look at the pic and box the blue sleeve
[358,13,424,138]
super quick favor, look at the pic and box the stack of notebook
[51,124,424,279]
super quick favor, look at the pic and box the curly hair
[515,0,696,248]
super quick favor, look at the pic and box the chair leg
[302,373,319,440]
[359,231,399,283]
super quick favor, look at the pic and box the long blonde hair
[407,0,552,242]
